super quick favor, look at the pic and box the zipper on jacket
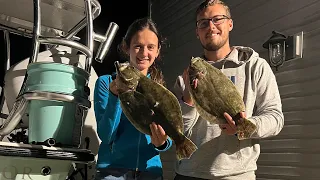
[109,108,120,154]
[109,141,114,153]
[135,133,142,172]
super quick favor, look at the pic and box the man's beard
[201,38,227,51]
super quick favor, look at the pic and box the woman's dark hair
[118,17,166,86]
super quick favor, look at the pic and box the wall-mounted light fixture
[262,31,304,70]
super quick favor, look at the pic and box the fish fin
[236,118,257,140]
[175,136,198,161]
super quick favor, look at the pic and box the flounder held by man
[186,57,257,140]
[114,61,197,160]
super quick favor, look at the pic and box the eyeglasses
[196,15,230,29]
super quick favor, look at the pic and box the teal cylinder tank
[25,62,89,147]
[25,62,89,98]
[28,100,78,146]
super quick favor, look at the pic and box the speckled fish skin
[114,61,197,160]
[187,57,257,140]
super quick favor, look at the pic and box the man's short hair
[195,0,231,19]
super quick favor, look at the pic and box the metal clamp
[95,22,119,63]
[22,91,91,109]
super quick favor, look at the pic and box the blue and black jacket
[94,74,172,175]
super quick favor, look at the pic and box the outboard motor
[0,0,118,179]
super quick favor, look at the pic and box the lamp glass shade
[268,42,286,67]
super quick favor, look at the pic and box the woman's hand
[109,75,129,96]
[150,122,168,147]
[109,80,118,95]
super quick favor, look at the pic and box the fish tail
[237,118,257,140]
[176,136,198,161]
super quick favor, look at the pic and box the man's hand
[219,112,246,135]
[150,122,168,147]
[182,68,193,106]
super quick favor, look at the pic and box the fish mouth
[188,57,207,79]
[189,58,200,71]
[114,61,134,82]
[114,61,121,74]
[190,57,201,65]
[115,61,129,71]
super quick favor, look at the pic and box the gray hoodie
[173,46,284,179]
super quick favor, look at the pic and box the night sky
[0,0,148,85]
[90,0,149,76]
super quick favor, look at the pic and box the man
[173,0,284,179]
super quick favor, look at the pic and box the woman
[94,17,172,180]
